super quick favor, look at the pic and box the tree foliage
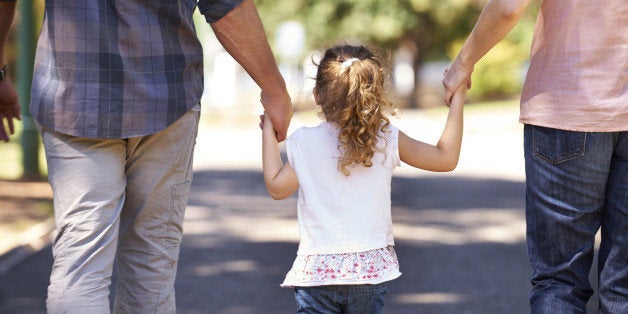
[6,1,539,102]
[256,0,539,102]
[4,1,45,83]
[257,0,486,62]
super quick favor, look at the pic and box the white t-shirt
[286,122,400,255]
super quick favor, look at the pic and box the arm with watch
[0,0,20,142]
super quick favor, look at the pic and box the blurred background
[0,1,601,313]
[0,0,539,179]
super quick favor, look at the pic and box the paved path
[0,105,599,313]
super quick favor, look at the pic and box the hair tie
[341,58,360,71]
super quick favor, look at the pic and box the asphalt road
[0,106,600,313]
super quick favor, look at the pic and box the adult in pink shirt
[443,0,627,313]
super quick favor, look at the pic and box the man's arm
[209,0,293,141]
[443,0,531,105]
[0,0,21,142]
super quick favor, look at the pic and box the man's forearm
[209,0,292,141]
[210,0,287,97]
[455,0,531,72]
[0,1,16,67]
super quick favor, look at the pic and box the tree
[256,0,538,105]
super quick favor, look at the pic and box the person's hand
[260,90,293,142]
[0,77,21,142]
[442,59,472,107]
[449,84,469,111]
[259,113,274,134]
[260,113,280,146]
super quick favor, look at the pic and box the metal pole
[17,0,40,179]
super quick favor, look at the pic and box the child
[261,44,466,313]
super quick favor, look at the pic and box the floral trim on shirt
[280,246,401,287]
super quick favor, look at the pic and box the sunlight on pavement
[183,204,525,247]
[192,260,258,276]
[194,103,526,181]
[183,205,299,244]
[393,208,526,245]
[395,292,466,305]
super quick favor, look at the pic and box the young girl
[261,44,466,313]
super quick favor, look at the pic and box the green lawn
[0,122,47,180]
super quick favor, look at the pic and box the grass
[0,122,47,180]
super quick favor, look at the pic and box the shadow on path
[0,169,598,313]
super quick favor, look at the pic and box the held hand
[260,113,278,141]
[0,78,21,142]
[259,113,272,131]
[449,84,469,110]
[442,59,472,107]
[259,113,273,132]
[260,90,293,142]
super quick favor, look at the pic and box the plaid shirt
[30,0,243,139]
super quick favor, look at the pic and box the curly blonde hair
[314,44,394,176]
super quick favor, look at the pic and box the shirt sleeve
[390,125,400,168]
[285,128,302,170]
[198,0,245,24]
[384,124,400,169]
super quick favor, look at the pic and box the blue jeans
[294,283,389,314]
[524,125,627,314]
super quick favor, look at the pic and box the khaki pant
[43,110,199,314]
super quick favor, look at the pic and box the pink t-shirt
[520,0,627,132]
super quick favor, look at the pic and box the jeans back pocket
[532,125,586,164]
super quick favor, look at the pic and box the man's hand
[0,77,21,142]
[261,90,293,142]
[442,60,472,107]
[210,0,293,141]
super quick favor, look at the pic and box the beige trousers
[42,110,199,314]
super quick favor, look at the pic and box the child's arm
[399,87,466,172]
[261,115,299,200]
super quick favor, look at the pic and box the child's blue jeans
[294,282,389,314]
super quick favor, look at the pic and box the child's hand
[443,63,472,107]
[449,85,468,109]
[260,114,277,140]
[260,113,273,129]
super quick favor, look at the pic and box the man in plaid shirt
[0,0,292,313]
